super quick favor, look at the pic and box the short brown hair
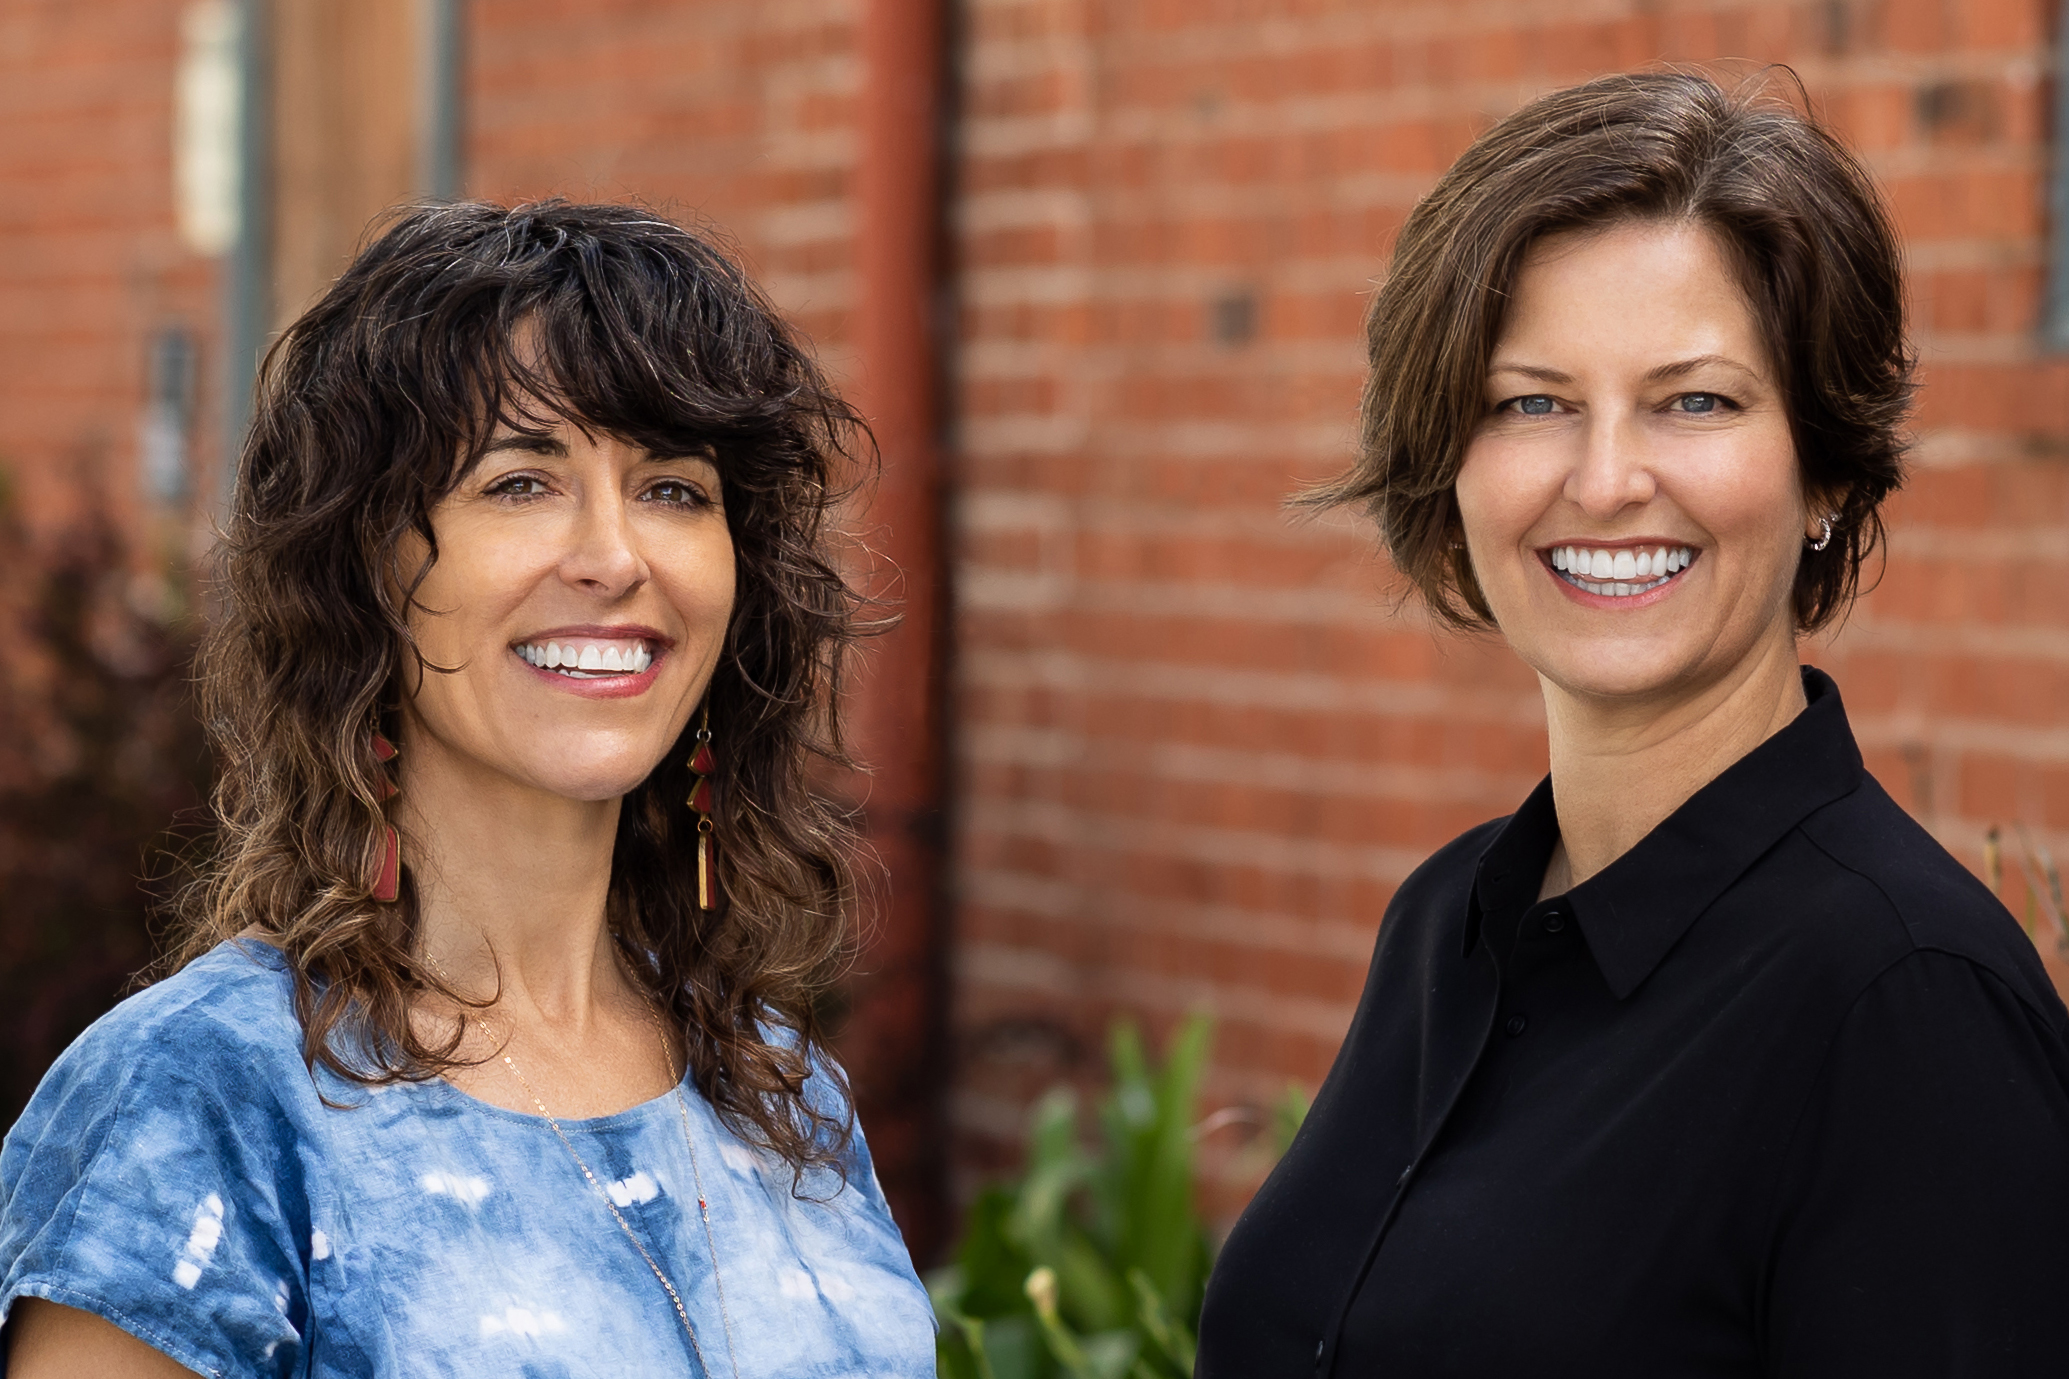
[1312,70,1913,632]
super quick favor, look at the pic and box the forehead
[1493,220,1770,377]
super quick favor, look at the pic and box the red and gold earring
[370,727,402,903]
[688,704,717,911]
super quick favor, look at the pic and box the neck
[394,722,628,1031]
[1539,632,1807,897]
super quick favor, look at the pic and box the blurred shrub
[0,480,207,1122]
[930,1014,1307,1379]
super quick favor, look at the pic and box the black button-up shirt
[1199,670,2069,1376]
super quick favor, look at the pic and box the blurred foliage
[930,1014,1308,1379]
[0,479,208,1123]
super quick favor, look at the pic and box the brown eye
[643,480,709,508]
[487,474,550,497]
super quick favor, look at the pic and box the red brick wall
[946,0,2069,1225]
[467,0,861,352]
[0,0,219,530]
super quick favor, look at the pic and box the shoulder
[0,942,313,1377]
[1366,815,1508,964]
[3,941,311,1178]
[1793,778,2068,1036]
[50,940,305,1093]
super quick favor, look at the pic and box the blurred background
[6,0,2069,1271]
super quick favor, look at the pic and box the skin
[1452,219,1832,898]
[9,412,737,1374]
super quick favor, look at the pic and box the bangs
[339,201,820,496]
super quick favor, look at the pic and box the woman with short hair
[1199,72,2069,1376]
[0,201,934,1377]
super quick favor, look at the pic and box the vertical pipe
[417,0,464,200]
[220,0,270,513]
[2047,0,2069,349]
[847,0,953,1262]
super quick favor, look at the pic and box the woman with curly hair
[0,201,933,1377]
[1199,73,2069,1376]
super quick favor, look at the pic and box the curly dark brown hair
[1310,70,1914,632]
[174,200,870,1177]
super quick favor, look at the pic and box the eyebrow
[1487,354,1764,386]
[480,434,567,457]
[478,434,721,465]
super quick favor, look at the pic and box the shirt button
[1505,1013,1529,1037]
[1543,911,1567,933]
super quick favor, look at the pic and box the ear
[1801,482,1849,542]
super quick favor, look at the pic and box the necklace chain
[422,952,742,1379]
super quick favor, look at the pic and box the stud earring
[687,704,717,911]
[1808,514,1836,552]
[370,728,402,903]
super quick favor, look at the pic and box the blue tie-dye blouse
[0,940,934,1377]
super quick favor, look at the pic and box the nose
[1563,411,1657,519]
[559,491,650,599]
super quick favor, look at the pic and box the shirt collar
[1466,667,1865,999]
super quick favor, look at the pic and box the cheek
[1680,435,1806,563]
[1454,438,1553,559]
[660,530,738,631]
[405,532,552,656]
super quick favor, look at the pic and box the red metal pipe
[844,0,951,1264]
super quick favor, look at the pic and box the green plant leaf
[1271,1081,1311,1158]
[955,1189,1038,1318]
[936,1012,1297,1379]
[1102,1014,1212,1316]
[1080,1329,1143,1379]
[1127,1268,1196,1375]
[935,1296,1001,1379]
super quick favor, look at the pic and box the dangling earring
[1808,514,1836,552]
[369,726,402,903]
[687,704,718,911]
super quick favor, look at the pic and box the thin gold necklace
[421,952,743,1379]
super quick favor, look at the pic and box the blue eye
[1677,393,1721,413]
[1514,395,1555,415]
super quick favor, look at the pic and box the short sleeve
[1765,949,2069,1376]
[0,993,310,1378]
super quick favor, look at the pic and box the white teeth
[516,639,654,676]
[1552,545,1697,597]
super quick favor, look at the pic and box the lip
[1539,539,1699,611]
[512,623,672,700]
[1537,537,1688,555]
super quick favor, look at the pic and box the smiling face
[396,413,735,804]
[1453,218,1823,707]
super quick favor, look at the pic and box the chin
[1534,648,1705,703]
[520,756,671,803]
